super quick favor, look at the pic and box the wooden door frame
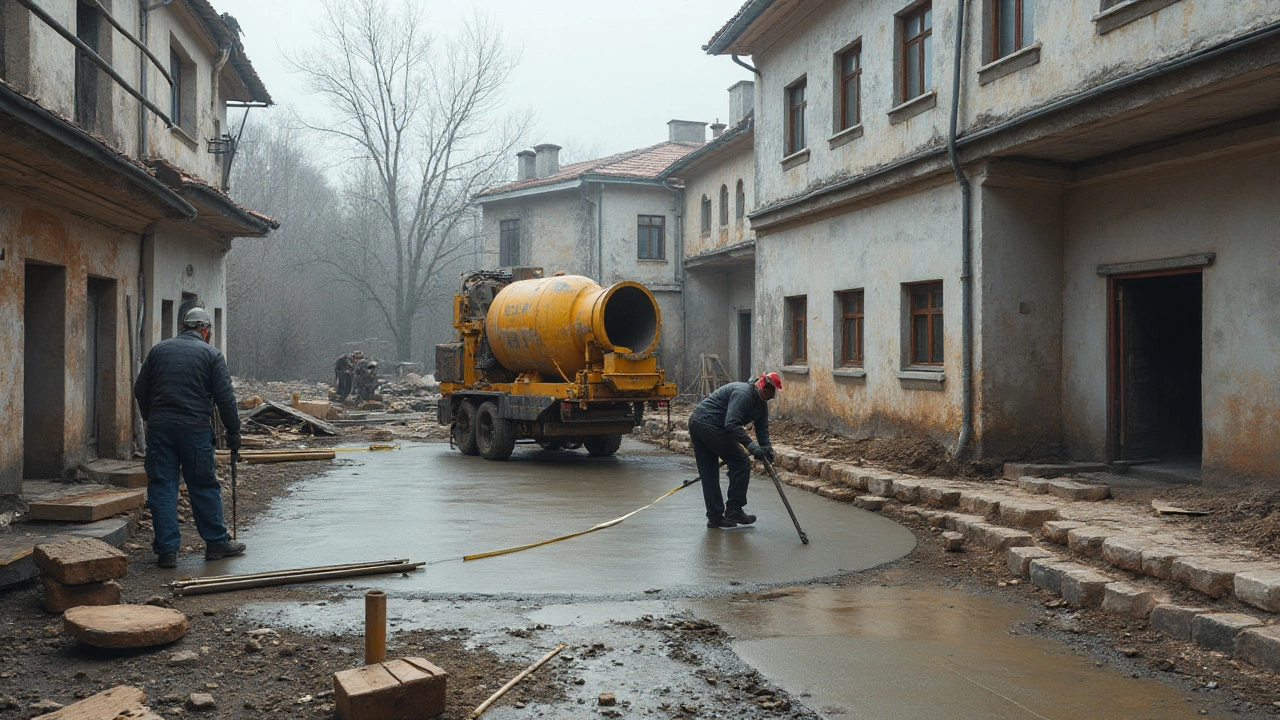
[1106,267,1202,461]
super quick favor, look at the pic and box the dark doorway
[737,311,752,381]
[24,264,67,478]
[1110,270,1202,463]
[161,299,174,340]
[85,277,117,458]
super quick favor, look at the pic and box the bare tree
[290,0,528,361]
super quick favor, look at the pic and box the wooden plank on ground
[28,489,145,522]
[32,685,147,719]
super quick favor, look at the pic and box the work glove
[746,441,768,462]
[227,432,242,453]
[762,445,776,462]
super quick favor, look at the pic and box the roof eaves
[0,80,196,220]
[705,0,778,55]
[149,158,279,235]
[181,0,273,104]
[475,178,585,204]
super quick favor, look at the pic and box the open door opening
[738,311,752,382]
[86,277,118,459]
[24,264,67,479]
[1110,270,1202,467]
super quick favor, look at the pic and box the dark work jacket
[134,331,240,435]
[689,381,771,449]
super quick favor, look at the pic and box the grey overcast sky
[213,0,754,160]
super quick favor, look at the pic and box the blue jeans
[145,425,230,555]
[689,418,751,519]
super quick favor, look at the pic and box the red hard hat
[756,371,782,391]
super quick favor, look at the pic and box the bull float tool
[760,456,809,545]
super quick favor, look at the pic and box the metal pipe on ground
[365,590,387,665]
[171,562,424,595]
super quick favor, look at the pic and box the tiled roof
[477,141,702,199]
[705,0,759,51]
[184,0,272,104]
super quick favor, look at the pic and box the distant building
[476,122,707,381]
[663,82,757,387]
[0,0,276,498]
[706,0,1280,483]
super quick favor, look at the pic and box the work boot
[706,516,738,529]
[724,508,756,525]
[205,540,247,560]
[157,552,178,569]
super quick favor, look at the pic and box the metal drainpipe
[664,177,686,388]
[596,184,605,283]
[947,0,973,460]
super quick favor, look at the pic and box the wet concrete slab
[687,580,1233,719]
[227,440,916,596]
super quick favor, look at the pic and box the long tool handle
[762,457,809,545]
[230,456,238,541]
[471,644,566,718]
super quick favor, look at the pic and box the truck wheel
[476,401,516,461]
[584,434,623,457]
[537,440,566,452]
[453,402,480,456]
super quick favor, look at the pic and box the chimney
[667,120,707,145]
[710,120,727,138]
[534,143,561,178]
[517,150,537,181]
[728,80,755,125]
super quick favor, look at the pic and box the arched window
[700,194,711,233]
[719,184,729,226]
[735,179,745,220]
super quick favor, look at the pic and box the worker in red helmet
[688,372,781,528]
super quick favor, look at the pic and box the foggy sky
[213,0,754,159]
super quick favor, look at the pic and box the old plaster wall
[975,179,1065,458]
[0,189,139,491]
[599,183,680,289]
[480,191,594,277]
[142,224,228,354]
[1062,149,1280,483]
[682,271,731,387]
[727,267,756,381]
[756,180,964,444]
[749,0,1278,212]
[681,146,755,259]
[17,0,230,179]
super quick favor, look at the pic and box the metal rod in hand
[761,457,810,545]
[470,644,566,718]
[230,453,238,541]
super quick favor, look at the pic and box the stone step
[0,517,131,588]
[1002,461,1110,480]
[80,459,148,489]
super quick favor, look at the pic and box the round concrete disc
[62,605,189,648]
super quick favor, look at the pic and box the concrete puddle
[230,440,915,596]
[687,581,1229,719]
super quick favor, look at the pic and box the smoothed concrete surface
[689,582,1233,719]
[227,440,916,595]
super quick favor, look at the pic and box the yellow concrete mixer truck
[435,268,678,460]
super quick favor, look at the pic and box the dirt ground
[5,384,1280,717]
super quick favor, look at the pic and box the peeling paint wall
[681,146,755,259]
[0,188,139,492]
[15,0,232,181]
[976,177,1065,458]
[749,0,1280,212]
[756,181,964,444]
[1062,149,1280,482]
[481,191,595,277]
[141,224,229,354]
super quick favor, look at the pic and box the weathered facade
[0,0,275,499]
[709,0,1280,482]
[662,81,759,386]
[476,126,705,383]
